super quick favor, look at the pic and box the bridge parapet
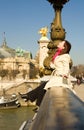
[28,87,84,130]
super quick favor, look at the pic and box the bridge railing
[27,87,84,130]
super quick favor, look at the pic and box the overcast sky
[0,0,84,65]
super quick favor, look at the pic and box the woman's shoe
[18,92,28,102]
[33,107,39,113]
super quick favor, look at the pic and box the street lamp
[43,0,70,75]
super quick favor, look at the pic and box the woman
[19,40,73,108]
[44,40,73,90]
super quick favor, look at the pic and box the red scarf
[52,48,62,62]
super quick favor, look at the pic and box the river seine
[0,106,35,130]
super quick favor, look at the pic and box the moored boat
[0,94,21,109]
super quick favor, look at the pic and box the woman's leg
[36,88,46,106]
[19,81,47,102]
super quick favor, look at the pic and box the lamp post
[43,0,70,75]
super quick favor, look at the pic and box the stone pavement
[74,83,84,102]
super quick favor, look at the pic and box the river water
[0,106,35,130]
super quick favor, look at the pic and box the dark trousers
[27,81,47,106]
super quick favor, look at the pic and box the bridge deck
[27,87,84,130]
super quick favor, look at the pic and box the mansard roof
[0,40,16,58]
[0,34,32,59]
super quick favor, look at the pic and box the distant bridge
[21,87,84,130]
